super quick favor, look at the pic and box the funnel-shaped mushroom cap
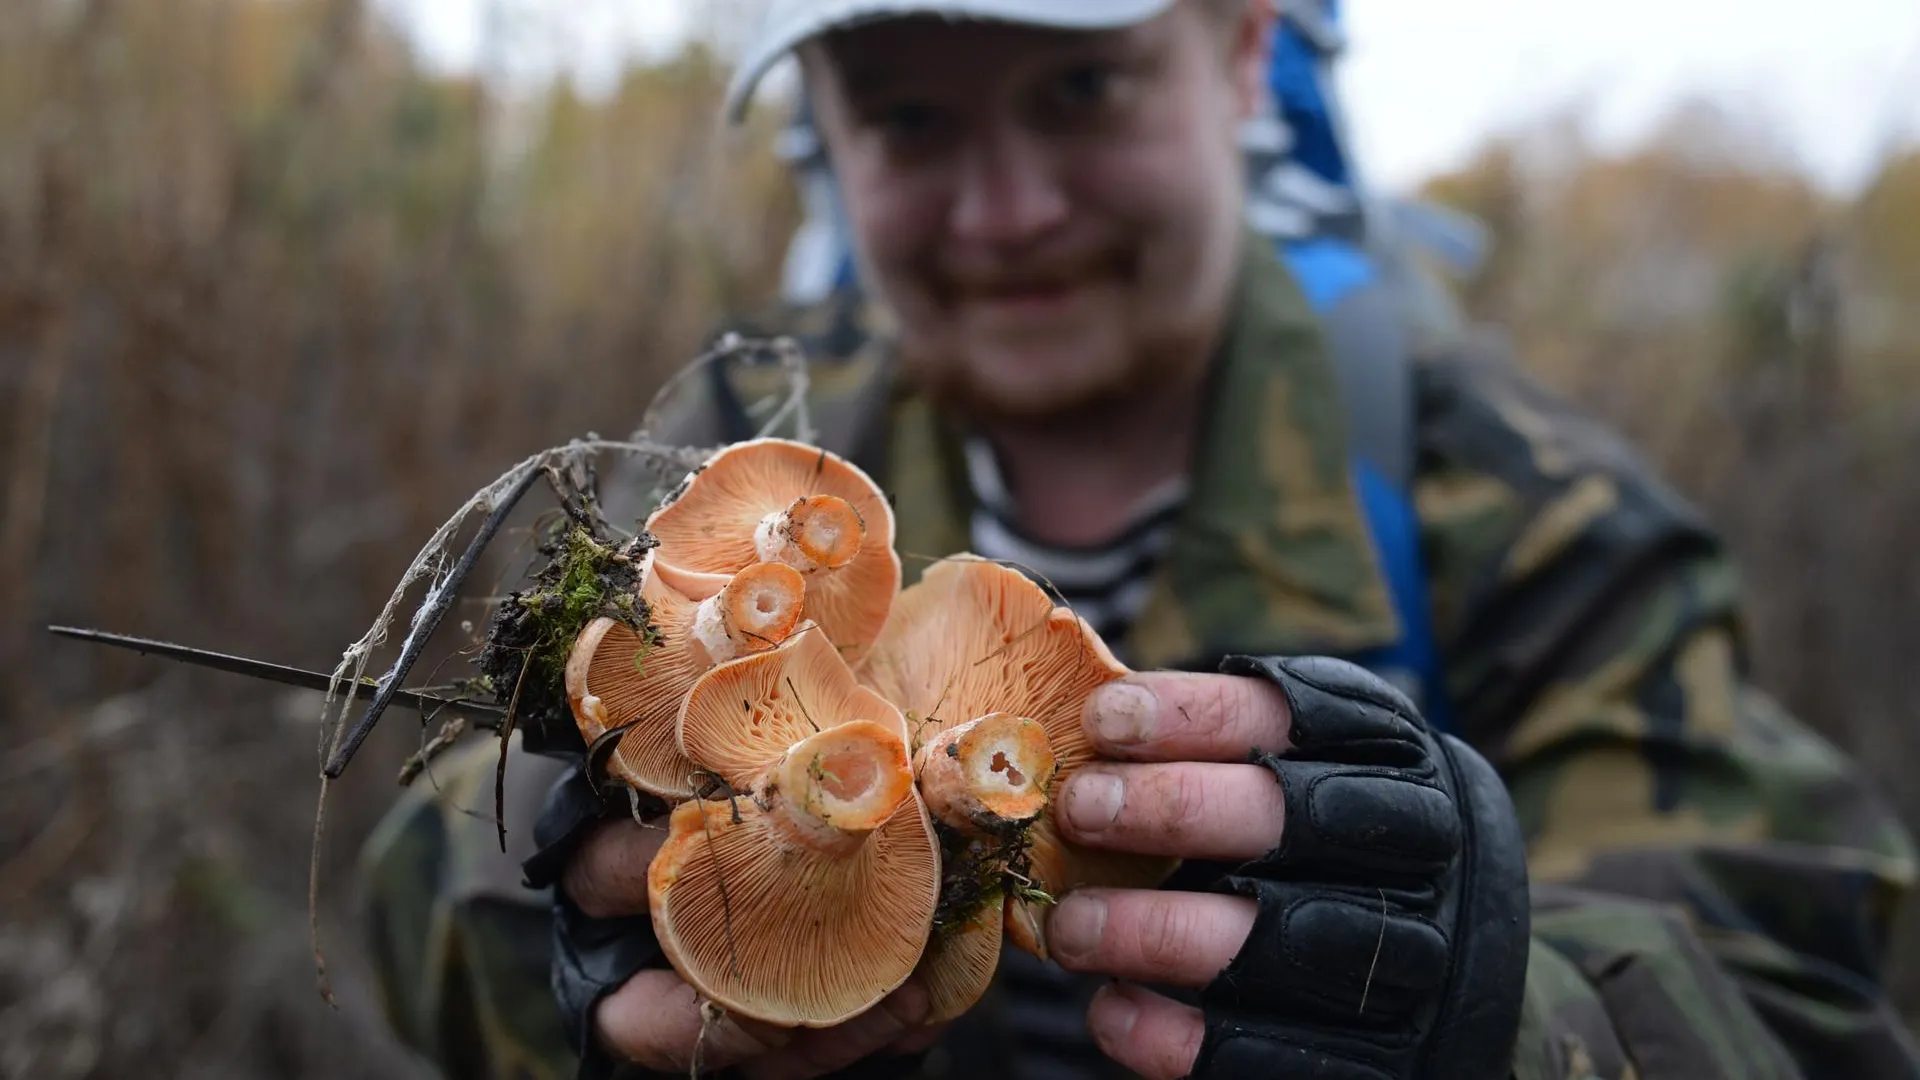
[860,555,1178,957]
[567,558,807,799]
[647,755,940,1026]
[680,628,909,793]
[646,438,900,661]
[860,555,1120,765]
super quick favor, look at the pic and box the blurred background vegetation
[1,1,1916,1077]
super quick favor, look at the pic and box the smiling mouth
[971,278,1080,303]
[944,255,1126,307]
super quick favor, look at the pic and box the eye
[1038,59,1144,128]
[1054,64,1117,109]
[856,99,951,155]
[882,102,939,139]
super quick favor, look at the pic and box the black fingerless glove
[521,761,677,1080]
[1189,655,1530,1080]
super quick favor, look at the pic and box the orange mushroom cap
[566,556,806,799]
[646,438,900,662]
[647,725,940,1027]
[860,555,1178,960]
[679,627,910,795]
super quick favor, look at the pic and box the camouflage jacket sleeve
[358,736,577,1080]
[1413,338,1920,1078]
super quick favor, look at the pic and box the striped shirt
[960,437,1189,1079]
[962,439,1188,662]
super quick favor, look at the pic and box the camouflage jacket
[358,236,1920,1079]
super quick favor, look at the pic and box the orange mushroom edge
[644,438,902,662]
[861,555,1181,970]
[647,698,940,1027]
[564,553,807,801]
[677,625,911,795]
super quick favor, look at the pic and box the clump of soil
[929,818,1051,941]
[474,460,661,757]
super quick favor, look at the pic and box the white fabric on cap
[724,0,1180,122]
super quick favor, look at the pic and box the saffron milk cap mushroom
[646,438,900,661]
[649,639,940,1026]
[565,553,807,800]
[858,555,1177,1016]
[678,626,911,795]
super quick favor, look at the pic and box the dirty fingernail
[1089,984,1140,1045]
[1047,893,1108,963]
[1065,772,1123,833]
[1089,681,1157,744]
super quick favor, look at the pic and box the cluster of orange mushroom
[563,438,1176,1030]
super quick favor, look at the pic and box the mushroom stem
[762,720,915,856]
[691,562,807,664]
[915,714,1058,836]
[754,495,865,575]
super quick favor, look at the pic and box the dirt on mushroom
[478,519,658,756]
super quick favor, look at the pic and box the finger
[884,1020,953,1057]
[595,969,790,1072]
[1047,888,1256,987]
[1086,982,1205,1080]
[741,982,934,1080]
[563,816,667,919]
[1084,671,1293,763]
[1056,762,1284,860]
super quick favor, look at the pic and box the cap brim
[723,0,1180,124]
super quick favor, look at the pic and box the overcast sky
[374,0,1920,196]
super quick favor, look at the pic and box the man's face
[802,2,1268,424]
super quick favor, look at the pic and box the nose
[947,126,1069,247]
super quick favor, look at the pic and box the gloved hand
[522,757,942,1079]
[1043,655,1531,1080]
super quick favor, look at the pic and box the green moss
[476,523,657,751]
[929,819,1048,941]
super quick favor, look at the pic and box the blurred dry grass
[2,1,1919,1076]
[0,1,793,1076]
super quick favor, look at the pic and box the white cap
[725,0,1181,122]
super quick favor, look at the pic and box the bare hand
[1044,671,1295,1080]
[564,819,945,1079]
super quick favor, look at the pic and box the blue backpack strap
[1251,0,1454,732]
[1277,233,1455,734]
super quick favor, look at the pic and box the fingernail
[1047,892,1107,963]
[1088,984,1139,1044]
[1089,681,1157,744]
[1064,772,1123,833]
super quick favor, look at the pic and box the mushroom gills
[678,626,910,796]
[643,438,902,660]
[565,558,806,800]
[647,760,940,1028]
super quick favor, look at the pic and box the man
[358,2,1920,1078]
